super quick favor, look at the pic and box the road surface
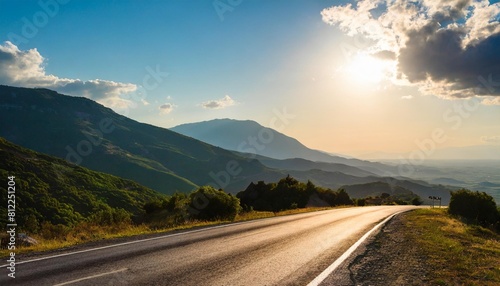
[1,206,419,285]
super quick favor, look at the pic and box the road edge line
[307,210,408,286]
[53,267,128,286]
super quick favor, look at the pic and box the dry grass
[235,207,332,221]
[404,208,500,285]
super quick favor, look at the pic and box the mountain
[429,177,467,186]
[253,157,376,177]
[341,181,421,203]
[171,119,394,175]
[0,85,283,194]
[478,181,500,188]
[0,137,164,227]
[283,169,452,204]
[342,181,411,198]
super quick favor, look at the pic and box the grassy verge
[404,208,500,285]
[235,207,332,221]
[0,207,333,257]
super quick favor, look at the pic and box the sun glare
[342,53,393,84]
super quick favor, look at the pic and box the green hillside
[0,137,164,229]
[0,85,280,194]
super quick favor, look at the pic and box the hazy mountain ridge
[171,119,394,175]
[253,157,376,177]
[285,169,452,204]
[340,181,421,202]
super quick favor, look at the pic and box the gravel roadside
[348,212,431,286]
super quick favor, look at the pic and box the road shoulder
[321,211,430,285]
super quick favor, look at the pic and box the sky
[0,0,499,159]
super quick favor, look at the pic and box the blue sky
[1,0,500,158]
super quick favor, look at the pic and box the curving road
[1,206,419,286]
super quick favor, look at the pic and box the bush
[39,222,70,240]
[355,198,366,206]
[336,189,354,205]
[89,207,132,226]
[412,197,423,206]
[448,189,500,226]
[189,186,241,221]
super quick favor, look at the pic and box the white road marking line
[307,210,407,286]
[53,268,128,286]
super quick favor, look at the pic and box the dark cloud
[399,28,500,95]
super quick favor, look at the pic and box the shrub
[448,189,500,226]
[39,222,70,240]
[335,189,354,205]
[355,198,366,206]
[412,197,423,206]
[189,186,241,221]
[89,207,132,226]
[143,200,164,214]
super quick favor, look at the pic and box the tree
[189,186,241,221]
[449,189,499,226]
[335,189,354,205]
[411,197,423,206]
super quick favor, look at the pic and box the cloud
[481,135,500,144]
[482,96,500,105]
[159,103,175,114]
[322,0,500,101]
[201,95,236,109]
[401,95,413,100]
[0,41,138,108]
[372,50,396,60]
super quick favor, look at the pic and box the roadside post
[428,196,442,208]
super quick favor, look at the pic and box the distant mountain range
[171,119,453,203]
[0,85,454,203]
[171,119,393,175]
[255,157,376,177]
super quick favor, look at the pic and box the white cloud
[201,95,236,109]
[322,0,500,102]
[0,41,138,109]
[482,96,500,105]
[159,103,175,114]
[401,95,413,100]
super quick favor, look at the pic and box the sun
[342,53,393,84]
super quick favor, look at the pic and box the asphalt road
[1,206,419,286]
